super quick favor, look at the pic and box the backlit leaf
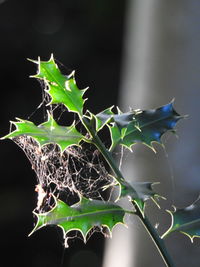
[30,54,87,114]
[2,113,83,153]
[30,196,126,244]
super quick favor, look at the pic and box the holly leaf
[30,54,87,115]
[2,113,83,153]
[96,101,183,151]
[95,106,135,132]
[30,196,126,244]
[162,198,200,242]
[121,181,162,215]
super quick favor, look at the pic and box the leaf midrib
[47,207,124,225]
[13,132,82,139]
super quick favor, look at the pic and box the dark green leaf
[162,198,200,241]
[2,113,83,152]
[95,106,114,131]
[30,196,126,243]
[121,181,162,214]
[96,101,182,151]
[96,106,135,132]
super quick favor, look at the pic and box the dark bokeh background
[0,1,127,266]
[1,1,200,267]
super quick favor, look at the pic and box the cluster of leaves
[2,54,200,253]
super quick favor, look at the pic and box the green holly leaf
[121,181,162,215]
[30,196,126,244]
[95,106,114,131]
[162,199,200,242]
[30,54,87,115]
[96,101,182,151]
[95,106,135,132]
[2,113,83,153]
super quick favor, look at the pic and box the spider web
[13,135,113,211]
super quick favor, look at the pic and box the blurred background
[0,1,200,266]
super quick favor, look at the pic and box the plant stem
[134,204,174,267]
[81,116,174,267]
